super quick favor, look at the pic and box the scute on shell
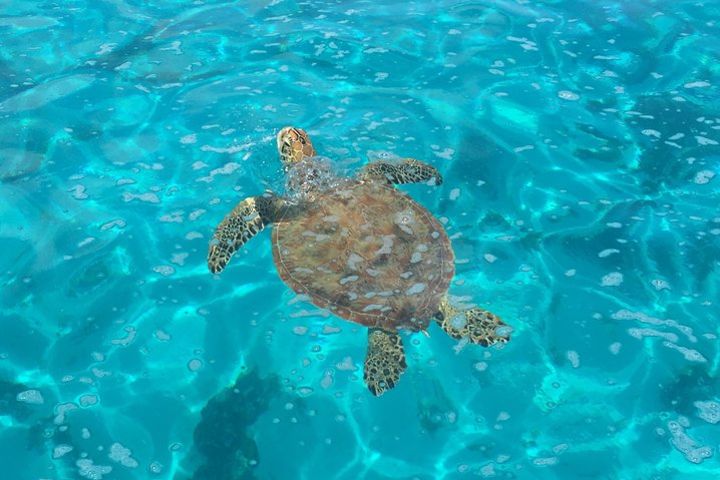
[272,180,454,331]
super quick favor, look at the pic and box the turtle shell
[271,180,454,331]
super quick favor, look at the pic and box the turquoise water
[1,0,720,478]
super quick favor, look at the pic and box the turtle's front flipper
[364,329,407,396]
[208,194,287,274]
[435,297,511,347]
[359,159,442,186]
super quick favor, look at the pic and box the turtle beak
[277,126,316,164]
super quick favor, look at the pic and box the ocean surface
[1,0,719,479]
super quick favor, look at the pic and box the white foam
[16,389,44,405]
[667,419,714,464]
[567,350,580,368]
[79,394,99,407]
[601,272,623,286]
[694,401,720,424]
[109,442,139,468]
[558,90,579,101]
[662,342,706,362]
[77,459,112,479]
[694,170,715,184]
[53,444,73,459]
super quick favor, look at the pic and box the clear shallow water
[1,0,719,478]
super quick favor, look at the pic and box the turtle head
[277,127,334,197]
[277,126,316,164]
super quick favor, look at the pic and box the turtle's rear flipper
[364,329,407,396]
[208,194,288,274]
[359,159,442,186]
[436,298,511,347]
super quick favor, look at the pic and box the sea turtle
[208,127,511,396]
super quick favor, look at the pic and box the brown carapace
[272,180,455,332]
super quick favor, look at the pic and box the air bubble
[558,90,579,100]
[187,358,203,372]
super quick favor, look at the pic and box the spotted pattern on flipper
[359,159,443,186]
[364,329,407,396]
[435,297,511,347]
[208,195,284,274]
